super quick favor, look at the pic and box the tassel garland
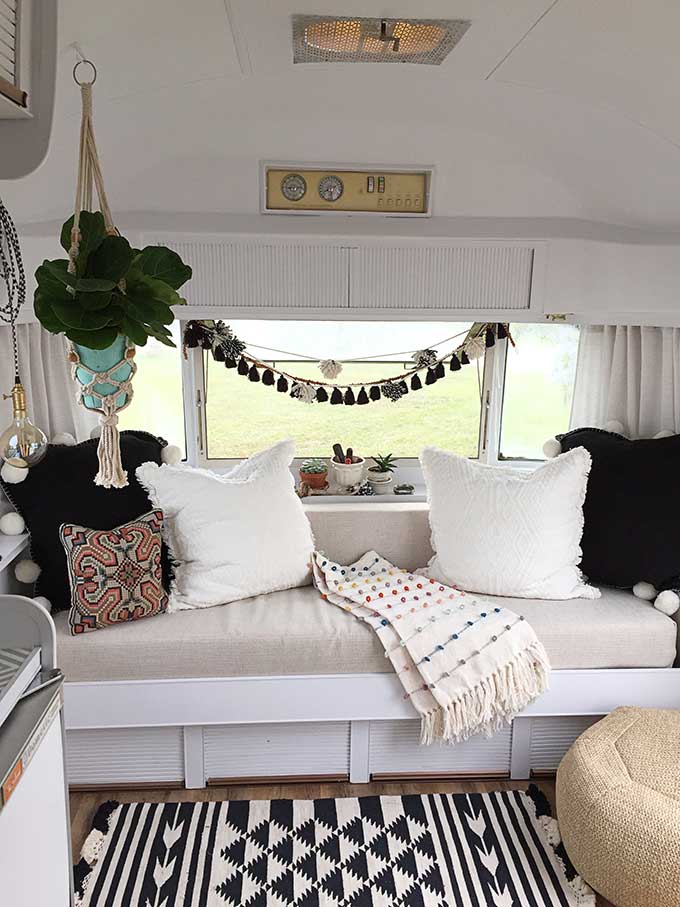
[344,388,356,405]
[357,387,369,405]
[411,374,422,390]
[369,385,382,402]
[237,357,249,376]
[262,369,275,386]
[316,386,329,402]
[248,364,260,382]
[276,376,289,393]
[330,387,343,405]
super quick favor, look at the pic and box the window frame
[178,319,574,482]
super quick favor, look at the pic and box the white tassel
[464,334,487,361]
[94,399,128,488]
[291,382,316,404]
[319,359,342,379]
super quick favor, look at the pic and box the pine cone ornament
[381,381,405,402]
[412,349,438,369]
[291,382,316,404]
[319,359,343,380]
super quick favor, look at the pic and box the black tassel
[411,374,422,390]
[224,358,237,369]
[316,386,329,402]
[344,388,356,406]
[497,323,508,340]
[248,364,260,382]
[450,354,461,371]
[460,350,470,365]
[183,322,202,348]
[369,385,381,401]
[434,361,445,379]
[276,375,288,393]
[262,369,275,386]
[330,387,343,405]
[425,368,437,385]
[213,345,226,362]
[398,380,409,395]
[237,357,249,376]
[485,326,496,348]
[357,387,369,405]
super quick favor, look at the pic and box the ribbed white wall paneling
[369,720,512,777]
[158,240,350,311]
[351,244,535,311]
[0,0,17,85]
[65,727,184,786]
[529,716,604,773]
[203,721,351,781]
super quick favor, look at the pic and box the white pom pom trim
[161,445,183,465]
[604,419,625,435]
[655,590,680,617]
[653,429,674,439]
[33,596,52,613]
[0,512,25,536]
[51,432,76,446]
[633,581,657,601]
[15,558,41,584]
[1,460,28,484]
[542,438,562,459]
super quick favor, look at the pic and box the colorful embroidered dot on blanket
[313,550,550,744]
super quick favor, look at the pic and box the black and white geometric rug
[74,787,594,906]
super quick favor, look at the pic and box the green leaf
[134,246,192,289]
[88,235,134,283]
[120,316,149,346]
[76,290,112,311]
[34,292,66,334]
[146,326,177,347]
[50,298,114,331]
[65,326,120,350]
[60,212,107,276]
[34,262,73,301]
[43,259,77,289]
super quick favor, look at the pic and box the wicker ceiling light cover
[292,15,471,65]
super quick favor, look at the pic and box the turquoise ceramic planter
[74,335,132,410]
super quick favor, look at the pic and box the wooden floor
[70,778,614,906]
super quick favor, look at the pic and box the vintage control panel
[263,166,431,215]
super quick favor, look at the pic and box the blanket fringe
[420,641,550,745]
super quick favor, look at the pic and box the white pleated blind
[0,0,17,86]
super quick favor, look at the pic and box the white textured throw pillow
[420,446,599,600]
[137,440,314,611]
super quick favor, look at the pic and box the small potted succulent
[299,458,328,490]
[368,453,398,494]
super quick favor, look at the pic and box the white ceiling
[3,0,680,230]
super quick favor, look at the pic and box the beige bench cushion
[55,585,676,682]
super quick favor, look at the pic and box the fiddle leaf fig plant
[33,211,192,350]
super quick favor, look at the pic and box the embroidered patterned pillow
[60,510,168,635]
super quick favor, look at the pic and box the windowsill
[303,489,428,504]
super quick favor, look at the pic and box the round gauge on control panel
[318,175,344,202]
[280,173,307,202]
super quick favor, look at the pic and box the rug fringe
[419,640,550,744]
[73,800,120,906]
[526,784,596,906]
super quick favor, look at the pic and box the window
[117,322,186,454]
[499,323,580,460]
[203,321,483,460]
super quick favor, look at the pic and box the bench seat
[54,584,677,683]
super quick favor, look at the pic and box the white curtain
[0,323,97,441]
[570,324,680,437]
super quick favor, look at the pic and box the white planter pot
[367,472,393,495]
[330,458,366,487]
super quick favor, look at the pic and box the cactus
[300,458,328,474]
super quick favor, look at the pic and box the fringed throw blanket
[313,551,550,744]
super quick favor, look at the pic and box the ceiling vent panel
[292,15,470,65]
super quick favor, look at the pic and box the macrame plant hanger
[67,59,136,489]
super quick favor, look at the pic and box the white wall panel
[369,720,511,775]
[529,716,603,772]
[204,721,351,780]
[351,244,535,311]
[66,727,184,785]
[158,239,350,311]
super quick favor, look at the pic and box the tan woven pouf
[556,707,680,907]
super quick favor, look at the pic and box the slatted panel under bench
[66,727,185,787]
[529,716,604,774]
[204,721,352,783]
[369,720,512,778]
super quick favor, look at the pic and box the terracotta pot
[299,470,328,489]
